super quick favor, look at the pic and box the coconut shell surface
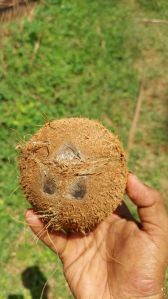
[20,118,128,233]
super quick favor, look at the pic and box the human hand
[25,174,168,299]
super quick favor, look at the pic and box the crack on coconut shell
[55,143,84,163]
[70,178,86,200]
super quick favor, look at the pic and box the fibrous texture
[19,118,128,233]
[0,0,37,22]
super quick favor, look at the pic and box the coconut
[19,118,128,233]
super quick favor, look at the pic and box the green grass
[0,0,168,298]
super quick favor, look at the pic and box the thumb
[126,173,168,235]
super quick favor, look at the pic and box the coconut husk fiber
[19,118,128,233]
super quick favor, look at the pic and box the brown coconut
[19,118,128,233]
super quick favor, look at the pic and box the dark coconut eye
[43,178,56,195]
[71,179,86,200]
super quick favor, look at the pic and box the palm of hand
[26,174,168,299]
[59,214,164,299]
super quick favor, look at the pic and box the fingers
[25,210,67,256]
[126,173,168,234]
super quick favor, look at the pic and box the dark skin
[26,174,168,299]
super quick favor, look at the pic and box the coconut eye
[71,179,86,200]
[43,178,56,195]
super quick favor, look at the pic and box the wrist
[145,295,165,299]
[126,292,165,299]
[150,290,166,299]
[117,290,165,299]
[142,288,166,299]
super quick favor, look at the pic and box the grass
[0,0,168,298]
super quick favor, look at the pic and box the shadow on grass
[21,265,49,299]
[8,266,50,299]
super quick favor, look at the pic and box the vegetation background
[0,0,168,298]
